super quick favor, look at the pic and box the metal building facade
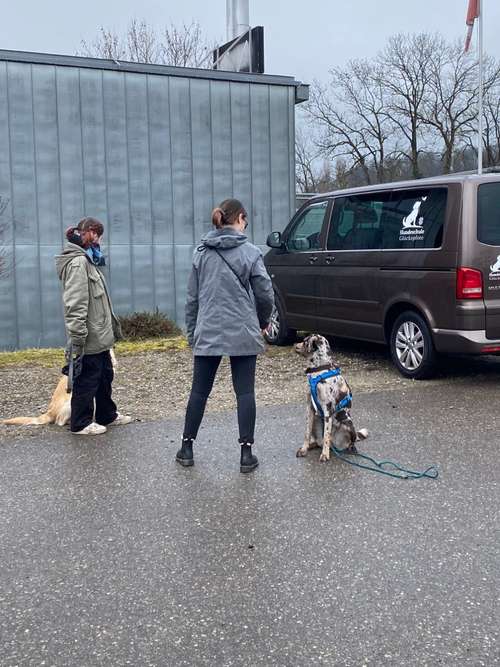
[0,50,304,350]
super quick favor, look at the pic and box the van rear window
[478,183,500,246]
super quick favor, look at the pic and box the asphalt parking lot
[0,363,499,666]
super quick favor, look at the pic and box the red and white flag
[465,0,480,52]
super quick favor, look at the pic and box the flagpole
[477,0,484,174]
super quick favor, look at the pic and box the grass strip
[0,336,189,368]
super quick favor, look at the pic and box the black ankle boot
[176,438,194,467]
[240,443,258,473]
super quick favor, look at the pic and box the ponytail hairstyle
[65,226,83,246]
[211,198,247,229]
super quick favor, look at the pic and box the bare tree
[161,22,213,68]
[80,27,128,61]
[378,33,443,178]
[483,80,500,167]
[296,128,319,193]
[332,159,352,189]
[419,40,489,174]
[468,59,500,168]
[127,20,163,64]
[307,60,397,185]
[79,19,214,68]
[303,31,500,186]
[296,127,333,193]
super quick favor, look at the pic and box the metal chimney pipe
[226,0,250,41]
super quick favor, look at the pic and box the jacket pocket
[88,274,108,325]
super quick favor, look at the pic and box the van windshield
[478,182,500,246]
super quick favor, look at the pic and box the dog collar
[305,363,338,375]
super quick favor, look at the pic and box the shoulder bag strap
[213,248,251,299]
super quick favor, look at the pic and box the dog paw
[296,448,308,457]
[319,453,330,463]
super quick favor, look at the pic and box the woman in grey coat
[177,198,275,472]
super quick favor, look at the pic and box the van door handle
[309,256,318,263]
[325,256,335,265]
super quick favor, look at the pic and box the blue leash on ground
[330,444,439,480]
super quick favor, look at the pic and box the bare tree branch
[307,31,500,185]
[306,61,398,185]
[79,19,214,68]
[419,40,485,173]
[377,33,443,178]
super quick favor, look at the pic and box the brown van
[264,173,500,378]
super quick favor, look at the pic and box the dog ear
[309,336,318,351]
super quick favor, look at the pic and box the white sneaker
[73,422,107,435]
[108,412,133,426]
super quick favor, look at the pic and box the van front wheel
[264,297,296,346]
[390,311,436,379]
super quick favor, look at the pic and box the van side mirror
[266,231,283,248]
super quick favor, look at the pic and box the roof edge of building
[0,48,307,88]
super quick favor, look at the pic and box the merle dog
[295,334,368,463]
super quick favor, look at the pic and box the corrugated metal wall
[0,54,297,350]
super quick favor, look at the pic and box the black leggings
[183,355,257,444]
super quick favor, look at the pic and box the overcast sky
[1,1,499,83]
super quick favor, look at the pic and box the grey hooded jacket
[55,243,122,355]
[185,228,275,356]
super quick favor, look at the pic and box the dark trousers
[70,351,117,432]
[183,355,257,444]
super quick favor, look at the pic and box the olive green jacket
[55,243,122,355]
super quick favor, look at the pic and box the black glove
[62,343,84,392]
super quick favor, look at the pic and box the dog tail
[356,428,369,440]
[1,413,53,426]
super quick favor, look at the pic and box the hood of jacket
[55,242,88,279]
[201,227,248,250]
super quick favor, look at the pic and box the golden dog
[1,349,117,427]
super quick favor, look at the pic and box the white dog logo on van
[490,255,500,273]
[402,196,428,229]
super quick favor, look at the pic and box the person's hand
[62,343,84,389]
[72,344,84,359]
[261,324,270,336]
[65,342,84,361]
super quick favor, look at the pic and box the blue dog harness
[307,367,352,418]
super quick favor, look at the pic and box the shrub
[118,308,180,340]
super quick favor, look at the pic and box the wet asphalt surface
[0,377,499,666]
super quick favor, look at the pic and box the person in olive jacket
[177,198,275,472]
[55,218,132,435]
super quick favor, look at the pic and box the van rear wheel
[264,296,296,346]
[390,311,436,379]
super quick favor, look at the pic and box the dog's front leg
[296,397,317,458]
[319,413,333,463]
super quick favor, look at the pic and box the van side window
[327,188,447,250]
[287,201,328,252]
[387,188,447,249]
[477,183,500,246]
[327,193,390,250]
